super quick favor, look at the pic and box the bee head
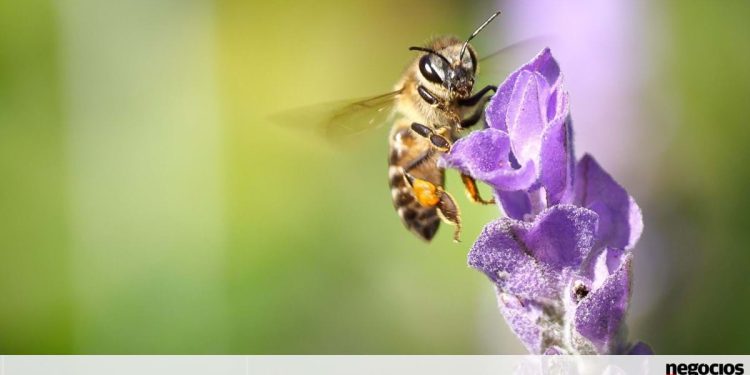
[408,11,501,100]
[410,45,476,100]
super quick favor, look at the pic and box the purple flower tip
[486,48,562,134]
[441,48,574,219]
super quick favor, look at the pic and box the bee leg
[410,122,452,152]
[436,190,461,243]
[401,170,462,243]
[458,85,497,129]
[428,133,451,152]
[401,170,440,208]
[458,85,497,107]
[461,174,495,205]
[460,107,484,128]
[410,122,434,137]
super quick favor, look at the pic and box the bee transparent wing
[272,88,403,142]
[475,35,551,88]
[323,89,403,139]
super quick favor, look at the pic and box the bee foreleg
[410,122,433,138]
[410,122,451,152]
[460,107,484,128]
[459,86,497,129]
[458,85,497,107]
[461,174,495,204]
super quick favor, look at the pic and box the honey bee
[385,12,505,243]
[280,11,513,243]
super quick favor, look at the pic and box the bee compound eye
[468,48,477,73]
[419,55,443,84]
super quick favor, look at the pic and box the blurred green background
[0,0,748,353]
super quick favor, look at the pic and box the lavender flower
[440,49,651,354]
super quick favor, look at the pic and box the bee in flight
[281,11,523,243]
[384,11,504,243]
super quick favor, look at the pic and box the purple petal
[495,190,532,220]
[497,292,545,353]
[574,252,632,351]
[524,205,597,270]
[486,160,538,192]
[468,205,598,300]
[591,247,626,290]
[548,88,570,123]
[440,129,538,191]
[486,48,560,132]
[440,128,511,176]
[506,71,549,164]
[540,115,574,206]
[528,48,561,88]
[572,154,643,250]
[469,218,559,300]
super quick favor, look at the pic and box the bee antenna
[459,11,502,61]
[408,46,451,66]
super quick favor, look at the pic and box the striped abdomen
[388,119,445,241]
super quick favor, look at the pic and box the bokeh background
[1,0,748,353]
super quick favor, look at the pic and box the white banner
[1,355,748,375]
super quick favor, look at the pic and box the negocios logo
[666,362,745,375]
